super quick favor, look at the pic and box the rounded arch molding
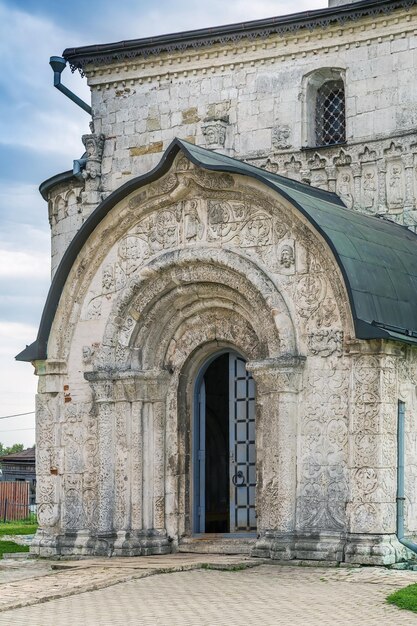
[93,246,297,374]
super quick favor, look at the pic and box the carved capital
[247,355,306,394]
[272,125,292,150]
[85,369,171,402]
[35,359,68,393]
[201,119,228,148]
[81,133,105,183]
[82,133,105,162]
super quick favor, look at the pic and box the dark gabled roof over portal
[16,139,417,361]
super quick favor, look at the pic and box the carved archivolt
[95,248,290,372]
[47,155,352,372]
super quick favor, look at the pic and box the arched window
[301,68,346,149]
[315,79,346,147]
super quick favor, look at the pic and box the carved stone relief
[386,160,405,212]
[38,159,369,561]
[298,364,349,531]
[336,169,354,209]
[272,125,292,150]
[249,134,417,231]
[361,165,378,213]
[81,133,105,182]
[308,330,343,356]
[310,170,329,191]
[202,119,228,147]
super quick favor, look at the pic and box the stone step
[178,537,256,555]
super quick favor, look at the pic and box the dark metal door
[197,378,206,533]
[229,354,257,532]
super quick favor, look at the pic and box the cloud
[0,110,88,156]
[0,249,50,279]
[0,321,37,447]
[90,0,328,41]
[0,2,89,160]
[0,322,38,355]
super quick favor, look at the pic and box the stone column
[351,163,362,211]
[96,402,116,536]
[130,400,143,531]
[86,368,171,556]
[403,154,415,215]
[137,370,171,553]
[377,160,388,214]
[345,344,404,565]
[30,360,66,557]
[85,376,116,539]
[247,355,305,559]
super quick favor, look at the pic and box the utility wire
[0,411,35,420]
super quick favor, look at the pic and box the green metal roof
[16,139,417,362]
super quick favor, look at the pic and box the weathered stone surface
[34,3,417,563]
[129,142,163,156]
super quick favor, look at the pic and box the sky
[0,0,328,448]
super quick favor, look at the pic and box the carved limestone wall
[47,132,106,276]
[251,136,417,231]
[33,153,417,564]
[47,182,83,277]
[81,4,417,221]
[399,346,417,536]
[44,5,417,269]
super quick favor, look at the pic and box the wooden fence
[0,481,30,521]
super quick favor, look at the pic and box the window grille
[315,80,346,147]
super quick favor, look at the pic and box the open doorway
[194,351,256,535]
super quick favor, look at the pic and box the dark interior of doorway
[204,353,229,533]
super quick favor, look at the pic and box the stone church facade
[17,0,417,564]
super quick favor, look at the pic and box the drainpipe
[396,400,417,555]
[49,56,92,115]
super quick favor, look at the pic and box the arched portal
[193,351,256,535]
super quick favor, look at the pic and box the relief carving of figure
[82,133,105,161]
[280,244,295,269]
[184,200,204,242]
[81,134,105,182]
[308,330,343,357]
[202,120,227,147]
[102,264,115,295]
[362,169,377,211]
[272,125,292,150]
[337,172,354,209]
[388,164,404,209]
[296,275,326,317]
[82,345,95,364]
[311,171,328,191]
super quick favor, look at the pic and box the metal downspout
[396,400,417,554]
[49,56,92,115]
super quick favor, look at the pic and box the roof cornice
[39,170,77,201]
[63,0,417,74]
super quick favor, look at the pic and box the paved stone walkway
[1,558,417,625]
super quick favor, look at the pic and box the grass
[387,584,417,613]
[0,540,30,558]
[0,521,38,536]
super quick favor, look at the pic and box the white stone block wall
[45,5,417,267]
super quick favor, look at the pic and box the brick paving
[1,558,417,625]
